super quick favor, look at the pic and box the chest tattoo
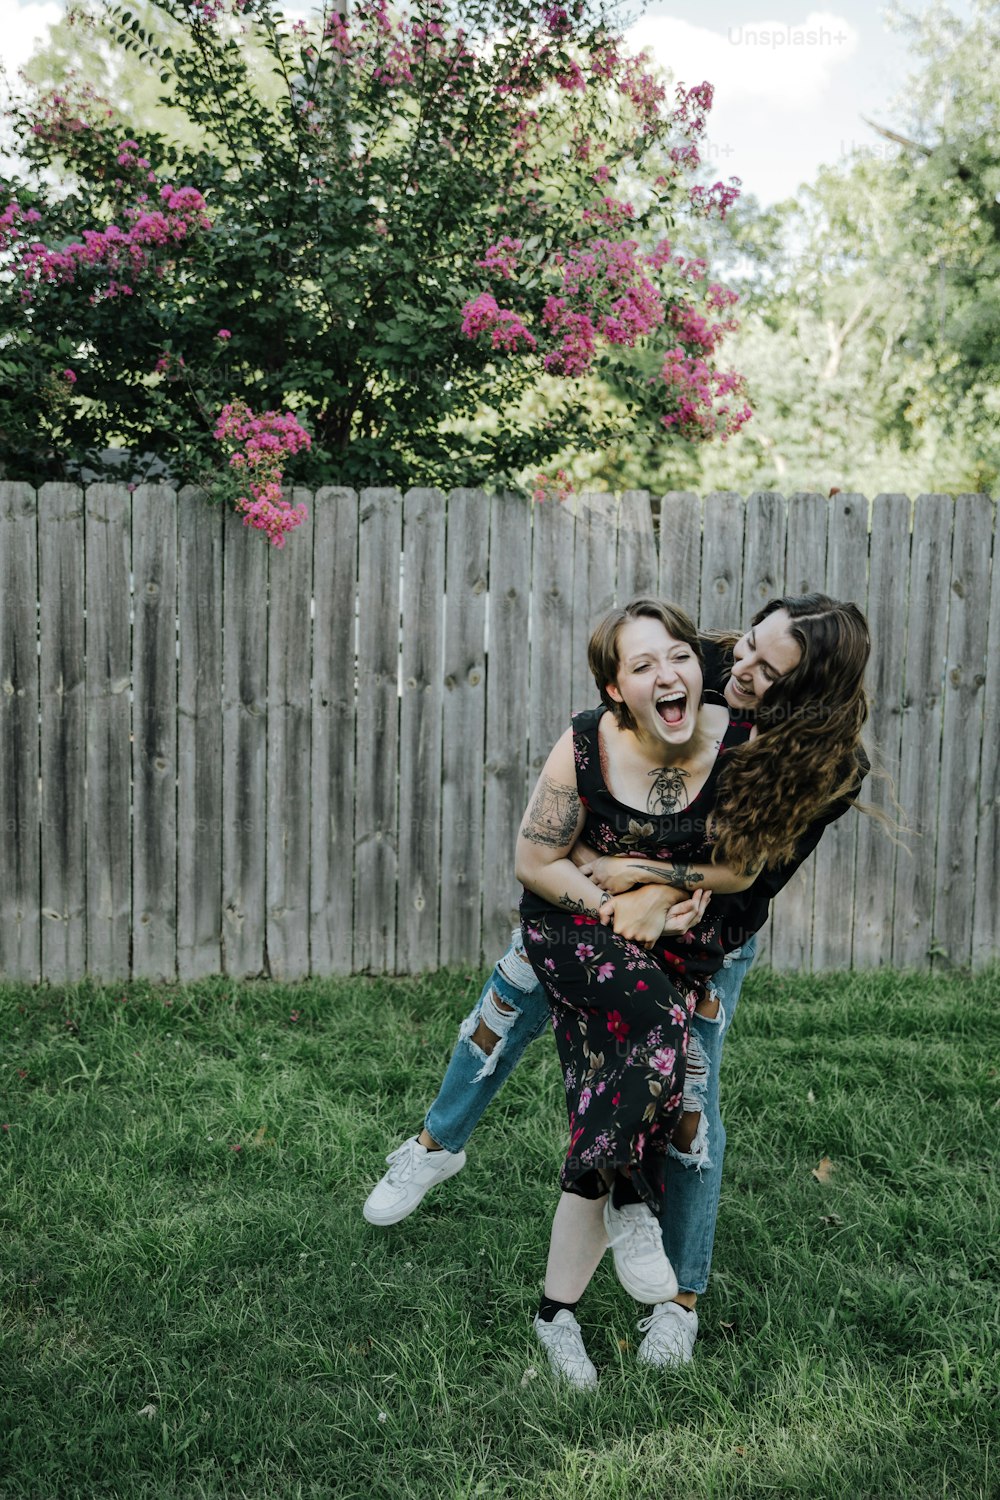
[646,766,689,814]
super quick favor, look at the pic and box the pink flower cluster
[659,347,751,443]
[541,237,665,375]
[475,236,523,280]
[28,81,114,148]
[213,400,311,547]
[0,201,42,252]
[460,292,537,352]
[13,174,212,302]
[531,468,572,504]
[689,178,742,221]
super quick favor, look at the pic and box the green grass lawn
[1,964,997,1500]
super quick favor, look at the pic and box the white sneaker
[362,1136,466,1225]
[603,1198,679,1303]
[533,1310,599,1391]
[636,1301,698,1367]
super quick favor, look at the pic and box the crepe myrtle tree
[0,0,749,535]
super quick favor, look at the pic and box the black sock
[537,1295,579,1323]
[611,1173,643,1209]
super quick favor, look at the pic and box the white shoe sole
[362,1149,467,1226]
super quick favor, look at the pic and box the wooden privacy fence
[0,482,997,984]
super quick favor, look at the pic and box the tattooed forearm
[521,775,581,847]
[628,862,705,888]
[646,766,688,814]
[557,891,610,913]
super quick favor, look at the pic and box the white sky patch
[0,0,62,77]
[626,11,861,202]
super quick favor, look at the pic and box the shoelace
[608,1212,658,1255]
[384,1141,419,1182]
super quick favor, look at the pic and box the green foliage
[0,0,747,492]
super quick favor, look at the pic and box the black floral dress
[520,705,752,1214]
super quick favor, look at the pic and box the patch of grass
[1,966,997,1499]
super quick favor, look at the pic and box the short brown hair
[587,598,702,731]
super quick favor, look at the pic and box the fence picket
[699,492,745,631]
[222,504,269,978]
[571,492,618,712]
[37,484,87,981]
[440,489,490,965]
[354,488,403,973]
[483,492,532,953]
[658,492,702,620]
[810,494,870,969]
[0,484,41,981]
[769,493,829,970]
[85,484,132,981]
[892,496,954,967]
[616,491,658,601]
[310,487,358,976]
[397,488,446,974]
[177,487,224,981]
[266,489,314,981]
[932,494,994,969]
[528,497,576,778]
[851,494,911,968]
[972,506,1000,970]
[131,485,178,981]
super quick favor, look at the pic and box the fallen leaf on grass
[617,1338,630,1352]
[806,1089,816,1104]
[137,1404,158,1419]
[812,1156,836,1184]
[520,1367,538,1387]
[819,1213,843,1227]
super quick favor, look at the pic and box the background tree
[0,0,747,502]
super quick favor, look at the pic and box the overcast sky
[1,0,969,204]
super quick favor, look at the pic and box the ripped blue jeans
[424,930,757,1296]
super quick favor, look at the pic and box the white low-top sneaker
[603,1198,679,1303]
[533,1310,599,1391]
[636,1301,699,1367]
[362,1136,466,1225]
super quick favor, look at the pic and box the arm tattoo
[557,891,610,914]
[629,862,705,888]
[522,775,581,847]
[646,766,688,814]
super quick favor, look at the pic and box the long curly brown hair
[710,593,871,872]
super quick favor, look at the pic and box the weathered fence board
[658,492,702,620]
[482,492,532,952]
[85,484,132,981]
[616,490,658,602]
[700,492,745,631]
[571,492,617,713]
[811,493,870,970]
[972,511,1000,970]
[440,489,489,966]
[354,489,403,973]
[851,494,911,969]
[932,494,994,969]
[310,487,358,976]
[38,484,86,981]
[177,487,224,981]
[397,488,446,974]
[222,505,269,978]
[893,495,954,968]
[0,483,41,982]
[132,485,178,981]
[528,497,576,778]
[0,483,996,981]
[769,491,829,971]
[266,490,314,981]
